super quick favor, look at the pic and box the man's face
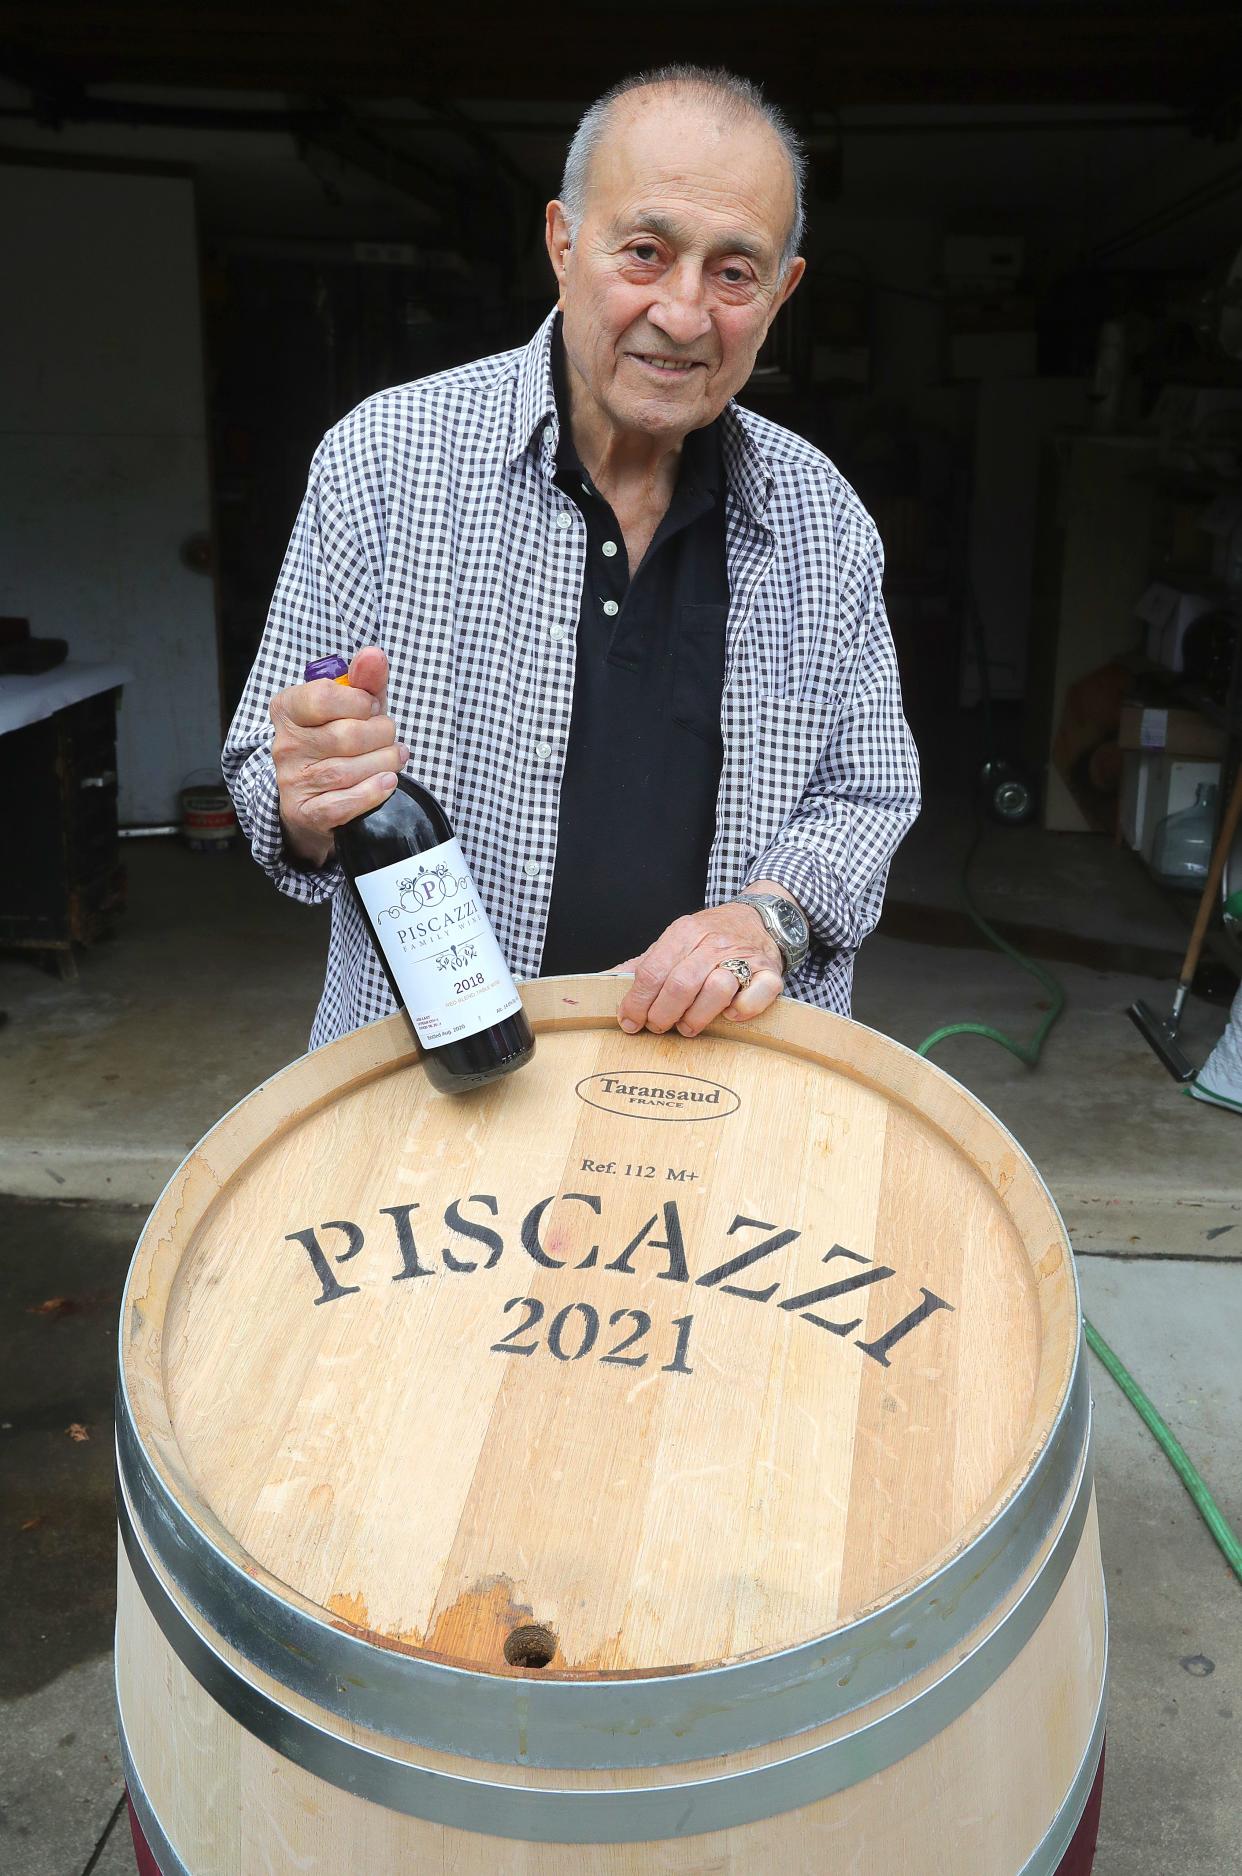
[546,95,805,445]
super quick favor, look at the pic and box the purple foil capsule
[304,654,350,683]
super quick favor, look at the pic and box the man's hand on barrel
[613,887,796,1037]
[270,647,409,868]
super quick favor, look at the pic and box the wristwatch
[730,892,811,976]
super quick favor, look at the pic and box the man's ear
[545,202,573,307]
[775,256,806,317]
[761,256,806,343]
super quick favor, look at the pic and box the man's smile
[628,352,705,376]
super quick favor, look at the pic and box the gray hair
[560,65,807,274]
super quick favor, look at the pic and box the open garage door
[0,158,221,824]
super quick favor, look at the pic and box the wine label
[353,839,523,1049]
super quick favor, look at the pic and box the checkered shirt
[222,310,920,1048]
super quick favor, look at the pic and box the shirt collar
[507,307,771,519]
[507,308,560,469]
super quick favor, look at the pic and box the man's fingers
[616,919,700,1032]
[297,768,400,834]
[349,645,389,702]
[274,715,401,776]
[641,942,736,1035]
[722,968,784,1022]
[674,965,747,1038]
[281,678,376,729]
[275,644,391,733]
[617,970,655,1032]
[620,954,696,1034]
[301,741,409,798]
[317,713,401,759]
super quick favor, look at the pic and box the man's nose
[647,263,712,345]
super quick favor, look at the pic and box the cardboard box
[1119,751,1222,859]
[1117,703,1226,759]
[1118,751,1149,853]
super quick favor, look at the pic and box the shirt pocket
[672,603,728,746]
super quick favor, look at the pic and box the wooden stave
[114,1489,1107,1868]
[119,1690,1109,1876]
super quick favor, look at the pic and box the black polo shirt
[539,330,730,976]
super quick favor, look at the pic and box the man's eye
[721,266,750,285]
[631,244,659,263]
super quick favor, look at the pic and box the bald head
[561,65,806,273]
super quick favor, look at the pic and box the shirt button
[555,512,572,530]
[548,625,566,642]
[602,599,619,617]
[542,424,555,447]
[602,540,619,558]
[523,860,542,878]
[535,742,552,760]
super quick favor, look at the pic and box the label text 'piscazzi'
[286,1189,953,1373]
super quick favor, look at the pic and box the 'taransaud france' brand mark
[576,1070,740,1122]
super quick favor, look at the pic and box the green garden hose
[914,827,1066,1066]
[1085,1318,1242,1584]
[916,823,1242,1584]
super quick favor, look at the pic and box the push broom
[1128,762,1242,1080]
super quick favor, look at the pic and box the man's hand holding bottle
[275,646,534,1092]
[270,646,408,867]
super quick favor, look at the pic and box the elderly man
[223,65,919,1048]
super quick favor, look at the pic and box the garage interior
[1,5,1241,1873]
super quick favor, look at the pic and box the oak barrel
[115,976,1106,1873]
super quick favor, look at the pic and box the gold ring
[719,957,753,991]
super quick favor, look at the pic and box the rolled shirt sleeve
[747,528,920,959]
[221,442,381,906]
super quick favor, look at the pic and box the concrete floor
[2,798,1238,1250]
[1080,1258,1242,1875]
[0,800,1239,1873]
[1,1197,139,1876]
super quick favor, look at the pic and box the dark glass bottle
[304,656,535,1093]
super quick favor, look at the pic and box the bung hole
[504,1623,557,1670]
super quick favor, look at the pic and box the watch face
[772,900,808,946]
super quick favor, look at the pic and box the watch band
[729,892,810,976]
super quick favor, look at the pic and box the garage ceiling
[1,2,1241,112]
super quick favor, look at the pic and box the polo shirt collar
[508,307,772,519]
[549,317,723,507]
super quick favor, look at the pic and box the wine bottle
[304,655,535,1092]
